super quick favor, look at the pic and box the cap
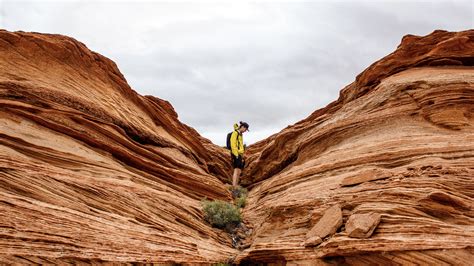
[240,121,249,131]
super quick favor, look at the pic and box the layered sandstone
[0,30,237,264]
[238,30,474,264]
[1,29,473,265]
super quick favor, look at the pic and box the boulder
[305,205,343,246]
[345,212,381,238]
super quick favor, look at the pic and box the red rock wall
[1,29,473,265]
[238,30,474,264]
[0,30,236,264]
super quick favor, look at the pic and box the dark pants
[231,154,244,169]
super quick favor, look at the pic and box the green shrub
[201,199,241,228]
[230,186,248,208]
[235,194,247,208]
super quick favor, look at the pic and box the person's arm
[230,131,239,157]
[238,135,244,155]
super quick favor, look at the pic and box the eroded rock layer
[0,30,237,264]
[1,28,473,265]
[238,30,474,264]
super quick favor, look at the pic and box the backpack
[226,131,237,150]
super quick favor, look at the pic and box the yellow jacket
[230,123,244,157]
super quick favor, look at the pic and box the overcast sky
[2,0,473,145]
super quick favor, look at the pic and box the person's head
[238,121,249,133]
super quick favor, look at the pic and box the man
[230,121,249,189]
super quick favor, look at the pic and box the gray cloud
[2,0,473,145]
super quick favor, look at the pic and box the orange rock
[0,29,236,264]
[237,29,474,264]
[304,236,323,247]
[340,169,392,187]
[345,212,381,238]
[305,205,342,246]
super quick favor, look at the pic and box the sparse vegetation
[232,186,248,208]
[235,194,247,208]
[201,199,241,228]
[202,186,251,250]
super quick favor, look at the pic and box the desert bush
[231,186,248,208]
[201,199,241,228]
[235,194,247,208]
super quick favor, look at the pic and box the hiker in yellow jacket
[230,121,249,188]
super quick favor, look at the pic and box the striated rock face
[0,30,237,264]
[1,28,473,265]
[238,30,474,264]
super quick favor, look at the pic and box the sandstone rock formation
[238,29,474,264]
[1,29,473,265]
[0,30,237,264]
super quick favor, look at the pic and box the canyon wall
[0,30,237,264]
[239,30,474,264]
[1,29,473,264]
